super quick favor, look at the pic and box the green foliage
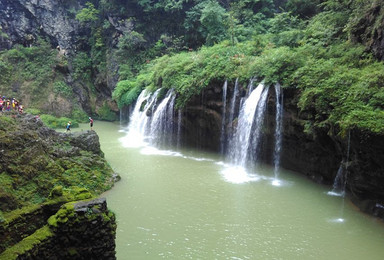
[53,81,73,98]
[0,59,11,84]
[0,210,4,223]
[117,31,147,56]
[97,102,118,121]
[0,115,116,213]
[250,46,305,85]
[184,0,229,46]
[115,40,264,107]
[112,79,143,107]
[76,2,100,23]
[136,0,190,12]
[24,108,41,115]
[303,10,349,45]
[0,39,56,97]
[200,1,228,45]
[72,52,92,81]
[0,226,54,259]
[39,114,79,129]
[71,107,89,123]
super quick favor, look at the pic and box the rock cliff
[0,198,116,259]
[0,0,85,52]
[0,113,118,213]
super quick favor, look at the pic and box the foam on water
[326,191,345,197]
[272,179,282,187]
[328,218,346,223]
[220,165,260,184]
[119,130,148,148]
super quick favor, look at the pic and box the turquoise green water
[90,121,384,259]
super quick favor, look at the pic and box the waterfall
[328,130,351,197]
[328,131,351,224]
[124,88,178,148]
[228,78,239,135]
[273,84,284,185]
[122,90,155,147]
[328,165,345,196]
[247,78,255,97]
[228,82,268,166]
[177,109,182,149]
[149,89,176,147]
[220,80,228,155]
[248,85,269,164]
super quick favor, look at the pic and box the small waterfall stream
[177,109,182,149]
[228,79,239,135]
[272,84,284,185]
[220,80,228,155]
[328,165,345,196]
[328,130,352,222]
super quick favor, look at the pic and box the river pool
[85,121,384,259]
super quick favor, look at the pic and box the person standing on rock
[89,117,94,130]
[66,121,71,132]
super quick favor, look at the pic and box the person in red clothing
[89,117,94,130]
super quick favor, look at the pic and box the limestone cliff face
[179,82,384,219]
[0,0,86,52]
[0,0,121,116]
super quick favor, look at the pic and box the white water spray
[149,89,176,147]
[228,82,267,166]
[248,85,269,164]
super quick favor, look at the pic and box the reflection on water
[91,121,384,260]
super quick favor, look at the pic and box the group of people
[0,96,23,114]
[66,117,94,132]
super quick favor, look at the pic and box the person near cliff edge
[66,121,71,132]
[89,117,94,130]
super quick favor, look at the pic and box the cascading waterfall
[123,88,178,148]
[149,89,176,147]
[248,85,269,164]
[272,84,284,185]
[122,89,159,147]
[220,80,228,155]
[228,82,268,166]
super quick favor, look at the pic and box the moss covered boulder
[0,114,118,213]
